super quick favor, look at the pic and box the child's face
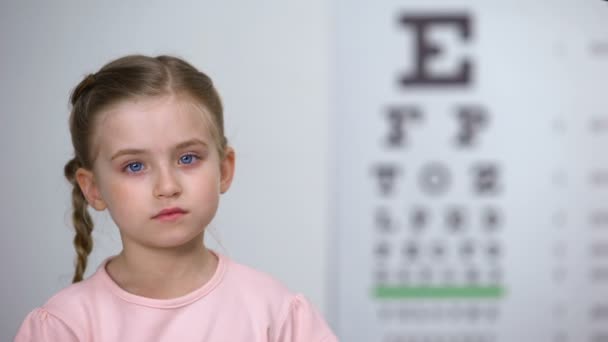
[75,95,234,250]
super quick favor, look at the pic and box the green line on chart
[374,286,505,299]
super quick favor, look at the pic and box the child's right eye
[124,162,144,173]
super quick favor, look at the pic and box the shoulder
[24,269,105,340]
[220,255,295,303]
[14,276,100,342]
[43,272,101,315]
[218,254,338,341]
[274,294,339,342]
[14,308,79,342]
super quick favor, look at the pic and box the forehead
[92,95,213,157]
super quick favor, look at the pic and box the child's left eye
[179,154,199,165]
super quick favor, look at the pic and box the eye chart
[332,1,608,341]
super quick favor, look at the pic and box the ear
[75,168,107,211]
[219,147,236,194]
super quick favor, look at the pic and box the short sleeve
[275,294,339,342]
[14,308,78,342]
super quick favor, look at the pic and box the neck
[106,233,218,299]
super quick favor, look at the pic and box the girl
[14,55,338,342]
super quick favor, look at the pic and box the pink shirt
[14,252,338,341]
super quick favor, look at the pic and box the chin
[147,229,206,249]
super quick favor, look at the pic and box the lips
[153,207,187,219]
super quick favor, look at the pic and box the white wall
[0,1,331,340]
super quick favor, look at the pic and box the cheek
[194,175,221,196]
[94,164,142,205]
[103,177,146,206]
[189,169,222,198]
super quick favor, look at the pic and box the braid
[64,158,94,283]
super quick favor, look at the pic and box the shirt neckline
[95,249,227,309]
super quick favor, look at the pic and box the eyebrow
[110,138,208,161]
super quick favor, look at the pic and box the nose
[153,166,182,198]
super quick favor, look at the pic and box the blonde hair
[63,55,227,283]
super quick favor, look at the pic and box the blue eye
[179,154,198,165]
[125,162,144,173]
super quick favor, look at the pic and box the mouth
[152,207,188,221]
